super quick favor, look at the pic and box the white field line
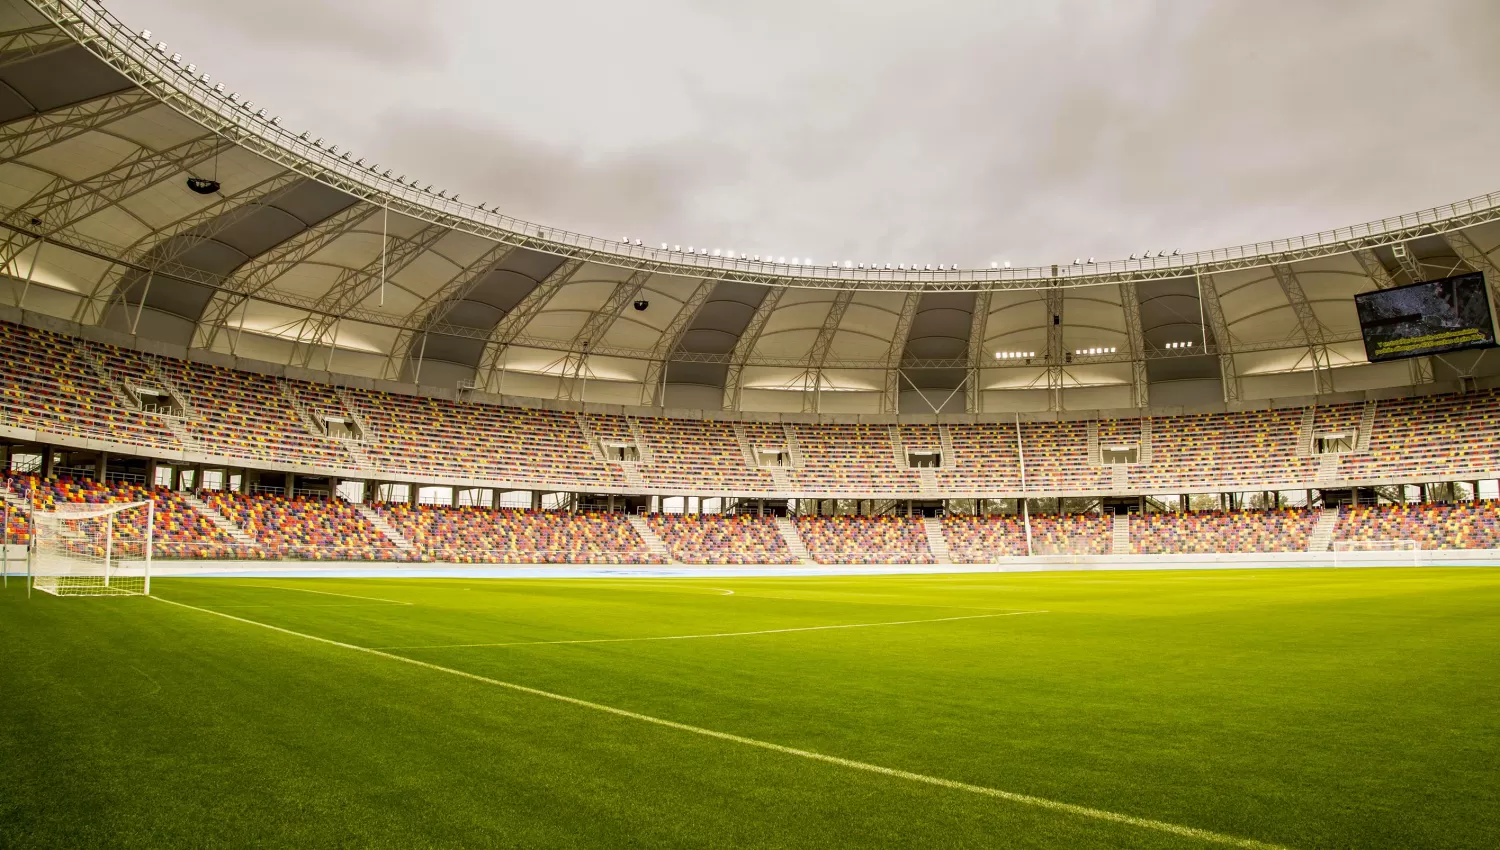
[376,611,1047,650]
[151,596,1287,850]
[229,584,413,605]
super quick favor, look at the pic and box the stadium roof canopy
[4,0,1500,417]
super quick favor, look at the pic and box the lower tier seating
[1336,501,1500,550]
[374,503,662,564]
[1129,509,1317,554]
[795,516,935,565]
[941,515,1029,561]
[202,491,406,561]
[1029,514,1112,556]
[646,514,797,565]
[2,474,241,558]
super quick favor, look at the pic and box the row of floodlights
[1075,347,1118,356]
[139,29,480,204]
[994,351,1035,360]
[1164,341,1195,349]
[619,239,991,271]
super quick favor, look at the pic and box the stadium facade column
[532,491,543,511]
[41,445,55,478]
[95,451,109,482]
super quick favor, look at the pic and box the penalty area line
[376,610,1047,650]
[228,584,414,605]
[150,596,1285,850]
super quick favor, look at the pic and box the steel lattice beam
[81,169,303,324]
[1045,285,1064,410]
[476,258,586,392]
[0,89,157,161]
[1119,280,1149,408]
[801,290,855,413]
[2,133,235,269]
[881,292,922,413]
[193,202,379,350]
[1271,264,1333,395]
[721,287,786,411]
[0,23,77,67]
[1198,273,1241,403]
[639,278,713,406]
[557,269,653,400]
[965,290,992,414]
[381,242,518,380]
[292,222,451,365]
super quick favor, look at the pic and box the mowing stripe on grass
[231,584,414,605]
[376,610,1047,650]
[151,596,1286,850]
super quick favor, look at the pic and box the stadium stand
[795,515,935,564]
[1128,408,1317,491]
[3,474,240,557]
[1335,501,1500,550]
[646,513,796,564]
[6,319,1500,510]
[201,491,406,560]
[941,515,1029,561]
[789,424,921,495]
[373,503,662,564]
[1029,513,1112,556]
[1130,509,1318,554]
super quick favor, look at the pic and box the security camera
[633,300,649,311]
[186,176,220,195]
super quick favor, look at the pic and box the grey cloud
[105,0,1500,267]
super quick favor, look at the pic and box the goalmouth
[30,501,153,596]
[1331,539,1422,567]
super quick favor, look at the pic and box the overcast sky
[112,0,1500,267]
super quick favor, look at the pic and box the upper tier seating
[1336,501,1500,550]
[0,323,176,449]
[646,514,796,564]
[1338,393,1500,483]
[202,491,403,560]
[795,515,935,564]
[3,474,240,557]
[373,503,661,564]
[789,424,920,494]
[8,319,1500,497]
[941,515,1028,561]
[1130,509,1317,554]
[635,418,775,491]
[1129,408,1316,491]
[359,392,624,490]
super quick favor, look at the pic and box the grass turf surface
[1,568,1497,848]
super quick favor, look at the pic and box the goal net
[1331,539,1421,566]
[31,501,154,596]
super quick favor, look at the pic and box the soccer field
[2,568,1497,849]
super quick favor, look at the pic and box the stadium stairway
[773,515,813,564]
[1308,507,1341,552]
[182,493,256,546]
[354,503,418,556]
[1112,514,1131,555]
[921,517,952,564]
[626,514,673,563]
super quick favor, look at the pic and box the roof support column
[721,288,785,411]
[475,258,584,393]
[1198,273,1241,404]
[965,290,991,414]
[1045,284,1064,411]
[802,290,854,414]
[1119,280,1148,408]
[558,269,652,401]
[639,279,713,407]
[1271,264,1334,395]
[881,292,922,414]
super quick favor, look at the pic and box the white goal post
[30,501,154,596]
[1331,539,1421,566]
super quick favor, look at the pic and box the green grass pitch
[2,568,1498,848]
